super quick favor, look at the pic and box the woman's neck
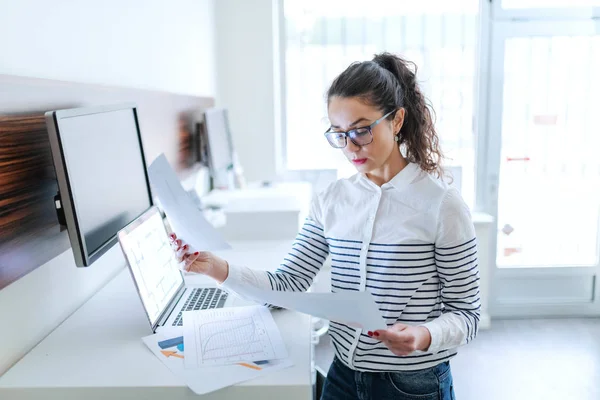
[365,149,408,187]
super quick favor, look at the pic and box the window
[282,0,480,207]
[495,34,600,267]
[502,0,600,8]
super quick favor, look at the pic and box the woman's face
[327,96,404,174]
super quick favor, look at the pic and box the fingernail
[169,234,175,239]
[183,244,188,250]
[194,251,199,255]
[367,331,373,336]
[374,332,380,337]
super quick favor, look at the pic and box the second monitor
[202,108,245,189]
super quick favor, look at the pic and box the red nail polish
[367,331,373,336]
[374,332,380,337]
[194,251,199,255]
[184,244,188,250]
[169,234,175,239]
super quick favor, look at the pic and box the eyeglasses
[324,110,396,149]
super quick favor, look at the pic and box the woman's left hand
[369,323,432,356]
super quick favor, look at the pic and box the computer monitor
[203,108,234,187]
[45,103,152,267]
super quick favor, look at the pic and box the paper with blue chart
[183,305,288,368]
[142,325,292,395]
[147,153,230,252]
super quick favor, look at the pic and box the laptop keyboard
[172,288,228,326]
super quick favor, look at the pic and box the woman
[172,52,479,399]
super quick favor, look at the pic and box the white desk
[201,182,312,241]
[471,212,495,329]
[0,240,313,400]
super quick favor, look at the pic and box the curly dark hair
[327,52,444,177]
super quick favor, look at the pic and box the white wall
[214,0,280,182]
[0,0,216,375]
[0,0,216,97]
[0,248,127,375]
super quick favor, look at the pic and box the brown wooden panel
[0,114,67,289]
[0,74,213,290]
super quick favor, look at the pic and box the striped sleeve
[220,196,330,299]
[422,188,480,353]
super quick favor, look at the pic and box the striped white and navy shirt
[222,162,480,372]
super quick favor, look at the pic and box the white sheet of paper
[183,306,288,369]
[237,286,387,331]
[147,154,230,252]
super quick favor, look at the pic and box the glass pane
[497,35,600,267]
[283,0,479,208]
[502,0,600,8]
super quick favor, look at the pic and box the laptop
[118,206,247,333]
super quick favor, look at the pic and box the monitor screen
[118,207,183,327]
[46,104,152,267]
[204,108,234,174]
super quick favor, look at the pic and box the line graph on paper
[200,316,272,362]
[183,306,287,368]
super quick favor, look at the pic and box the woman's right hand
[169,233,229,283]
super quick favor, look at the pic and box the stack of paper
[142,305,292,395]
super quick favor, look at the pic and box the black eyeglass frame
[324,110,397,148]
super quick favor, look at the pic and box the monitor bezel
[45,103,153,267]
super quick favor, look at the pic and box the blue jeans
[321,357,455,400]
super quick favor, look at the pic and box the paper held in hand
[147,153,230,252]
[233,285,387,331]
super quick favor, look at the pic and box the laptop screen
[118,207,184,327]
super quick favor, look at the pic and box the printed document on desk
[148,153,230,251]
[183,305,288,368]
[235,286,387,331]
[142,327,293,395]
